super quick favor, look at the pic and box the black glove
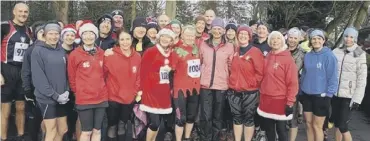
[350,102,360,111]
[24,89,35,101]
[285,105,293,116]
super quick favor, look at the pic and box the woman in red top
[257,31,299,141]
[139,26,176,141]
[104,31,142,141]
[68,22,108,141]
[170,25,201,141]
[227,25,264,141]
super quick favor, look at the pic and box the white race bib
[13,42,29,62]
[159,66,170,84]
[187,59,201,78]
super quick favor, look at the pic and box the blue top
[301,47,339,97]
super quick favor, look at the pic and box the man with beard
[95,14,115,50]
[111,10,125,39]
[157,14,170,30]
[1,3,32,141]
[204,9,216,33]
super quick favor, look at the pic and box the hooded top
[253,37,270,56]
[95,14,116,51]
[301,47,338,97]
[22,40,43,93]
[31,41,68,104]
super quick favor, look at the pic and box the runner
[252,22,270,57]
[257,31,299,141]
[111,9,125,39]
[131,17,153,54]
[225,21,238,46]
[139,26,175,141]
[1,3,32,141]
[21,21,45,141]
[95,14,115,50]
[203,9,216,33]
[146,19,159,44]
[68,22,108,141]
[170,25,201,141]
[169,19,183,47]
[286,27,305,141]
[249,20,258,37]
[300,29,338,141]
[227,25,264,141]
[31,23,69,141]
[194,15,209,47]
[157,14,170,29]
[298,26,312,52]
[332,27,367,141]
[104,31,142,141]
[198,17,234,141]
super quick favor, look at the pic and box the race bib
[13,42,29,62]
[187,59,201,78]
[159,66,170,84]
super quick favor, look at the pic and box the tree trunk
[354,1,370,29]
[52,1,69,24]
[131,0,136,23]
[165,0,176,19]
[334,3,362,48]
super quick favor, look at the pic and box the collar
[156,44,171,57]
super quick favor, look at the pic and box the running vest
[1,21,31,65]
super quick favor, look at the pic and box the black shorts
[300,93,331,117]
[173,89,199,126]
[1,63,25,102]
[38,102,67,119]
[227,90,259,126]
[107,101,134,127]
[331,96,351,128]
[77,107,106,131]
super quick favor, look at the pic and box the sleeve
[67,52,78,93]
[1,22,10,41]
[21,46,33,91]
[170,50,180,70]
[253,50,265,86]
[136,57,142,92]
[285,58,299,106]
[103,56,110,79]
[352,53,368,104]
[140,50,151,95]
[295,52,304,72]
[326,53,339,97]
[31,48,59,100]
[227,45,235,70]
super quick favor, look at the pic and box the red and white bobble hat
[61,24,77,40]
[78,20,99,39]
[156,24,176,40]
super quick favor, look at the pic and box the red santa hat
[156,25,176,40]
[78,20,99,39]
[61,24,77,40]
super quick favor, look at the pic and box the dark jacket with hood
[22,40,43,95]
[95,14,116,51]
[31,41,69,104]
[253,37,271,56]
[131,33,154,55]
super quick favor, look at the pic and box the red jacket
[229,46,264,92]
[104,47,141,104]
[195,33,209,47]
[68,47,108,105]
[260,50,298,106]
[139,45,172,114]
[171,44,201,98]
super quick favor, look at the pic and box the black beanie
[225,22,237,32]
[131,17,147,32]
[111,10,124,18]
[97,14,113,26]
[147,22,159,32]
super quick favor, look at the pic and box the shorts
[1,63,25,102]
[107,101,134,126]
[77,107,106,131]
[300,93,331,117]
[147,113,164,131]
[173,89,199,127]
[331,96,351,128]
[38,102,67,119]
[227,90,259,126]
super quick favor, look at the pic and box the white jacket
[333,44,367,104]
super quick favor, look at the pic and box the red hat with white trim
[61,24,77,40]
[156,25,176,40]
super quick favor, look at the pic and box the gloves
[57,91,70,104]
[350,100,360,111]
[135,91,142,103]
[285,105,293,116]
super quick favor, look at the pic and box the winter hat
[43,23,61,34]
[343,27,358,43]
[97,14,113,26]
[257,21,271,32]
[31,21,45,41]
[237,25,253,42]
[156,25,176,40]
[169,19,182,27]
[225,21,237,32]
[111,9,124,19]
[249,20,257,26]
[78,21,99,39]
[61,24,77,41]
[131,17,147,32]
[309,29,325,40]
[146,17,159,31]
[211,17,225,28]
[287,27,302,38]
[268,31,287,50]
[195,15,206,24]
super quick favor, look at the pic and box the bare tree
[52,1,69,24]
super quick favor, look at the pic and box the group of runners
[1,2,368,141]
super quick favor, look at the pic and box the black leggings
[263,117,288,141]
[26,101,43,141]
[147,113,164,131]
[78,107,106,131]
[107,101,134,126]
[173,89,199,127]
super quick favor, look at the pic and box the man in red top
[1,3,32,141]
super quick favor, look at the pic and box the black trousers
[263,117,288,141]
[198,88,227,141]
[26,101,42,141]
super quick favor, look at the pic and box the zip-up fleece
[199,39,234,90]
[31,41,68,104]
[229,45,264,92]
[333,44,367,104]
[68,47,108,105]
[259,50,299,106]
[301,47,338,97]
[104,47,141,104]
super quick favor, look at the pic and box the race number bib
[159,66,170,84]
[187,59,201,78]
[13,42,29,62]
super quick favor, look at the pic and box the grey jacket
[333,44,367,104]
[31,41,68,104]
[290,47,305,73]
